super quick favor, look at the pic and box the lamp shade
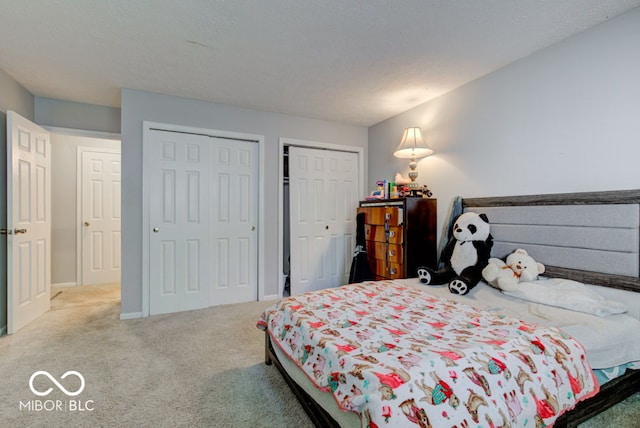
[393,127,433,159]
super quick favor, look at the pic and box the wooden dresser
[357,197,437,280]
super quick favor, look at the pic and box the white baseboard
[120,312,143,320]
[261,294,279,301]
[52,282,77,287]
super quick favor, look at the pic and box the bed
[259,189,640,427]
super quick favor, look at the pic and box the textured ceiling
[1,1,639,126]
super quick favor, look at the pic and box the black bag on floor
[348,212,374,283]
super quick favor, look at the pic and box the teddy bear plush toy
[482,248,545,291]
[417,211,493,295]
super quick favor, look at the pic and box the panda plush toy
[417,212,493,295]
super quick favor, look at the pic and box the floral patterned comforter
[257,280,599,427]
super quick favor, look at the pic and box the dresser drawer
[358,207,385,225]
[387,227,403,244]
[383,207,402,227]
[364,224,404,244]
[387,243,403,263]
[365,241,404,279]
[358,207,402,226]
[386,262,404,279]
[364,224,384,242]
[366,241,403,262]
[368,241,388,261]
[372,260,404,279]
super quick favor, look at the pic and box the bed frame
[265,189,640,428]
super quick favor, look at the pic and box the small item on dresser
[418,184,433,198]
[417,211,493,295]
[394,172,411,185]
[366,180,386,200]
[482,249,545,291]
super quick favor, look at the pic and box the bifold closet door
[209,137,259,306]
[289,146,358,295]
[148,130,211,315]
[147,130,259,315]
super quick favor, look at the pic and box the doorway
[4,113,121,334]
[50,131,121,289]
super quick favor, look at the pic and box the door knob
[153,227,160,233]
[84,222,90,227]
[14,228,27,234]
[251,226,256,231]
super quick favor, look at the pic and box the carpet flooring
[0,283,637,427]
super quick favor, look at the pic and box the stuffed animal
[482,248,545,291]
[417,212,493,295]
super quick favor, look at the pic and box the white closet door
[210,137,259,305]
[289,146,358,294]
[148,130,211,315]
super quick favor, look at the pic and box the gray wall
[120,89,368,315]
[35,97,121,134]
[51,134,121,285]
[0,68,35,334]
[369,7,640,245]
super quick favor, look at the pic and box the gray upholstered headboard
[463,189,640,292]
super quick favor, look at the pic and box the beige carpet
[0,284,637,427]
[0,284,312,428]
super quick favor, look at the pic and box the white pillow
[503,278,628,317]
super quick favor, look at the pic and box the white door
[148,130,211,315]
[210,138,259,305]
[81,150,121,285]
[289,147,358,294]
[6,111,51,334]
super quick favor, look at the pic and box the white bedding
[503,278,627,317]
[412,279,640,369]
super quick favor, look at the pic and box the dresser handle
[389,250,395,257]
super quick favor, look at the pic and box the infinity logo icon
[29,371,85,397]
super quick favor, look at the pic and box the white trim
[142,121,266,317]
[51,282,77,288]
[278,137,365,298]
[76,146,122,287]
[119,312,143,320]
[43,126,121,141]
